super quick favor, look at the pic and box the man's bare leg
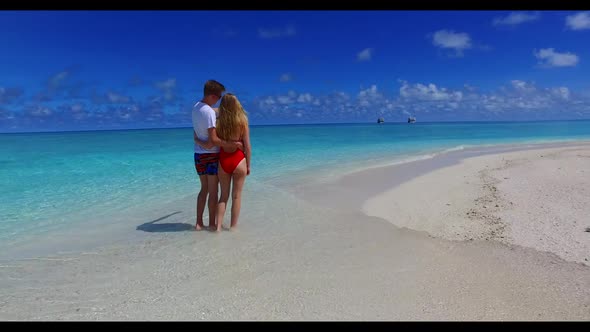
[207,174,219,230]
[196,174,208,231]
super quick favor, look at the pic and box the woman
[195,93,251,232]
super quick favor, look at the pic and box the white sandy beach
[1,142,589,320]
[363,144,590,266]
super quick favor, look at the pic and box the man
[192,80,241,231]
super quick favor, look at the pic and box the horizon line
[2,118,590,134]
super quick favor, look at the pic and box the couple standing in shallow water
[192,80,251,232]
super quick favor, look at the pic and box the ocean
[2,120,590,259]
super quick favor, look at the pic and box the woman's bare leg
[216,164,232,232]
[230,159,248,229]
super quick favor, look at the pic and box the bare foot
[195,222,204,231]
[209,224,217,231]
[229,225,237,231]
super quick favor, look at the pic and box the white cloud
[27,106,53,117]
[10,77,590,130]
[394,80,587,117]
[565,11,590,30]
[399,81,463,101]
[280,73,293,82]
[334,92,350,101]
[358,85,383,107]
[297,93,312,103]
[276,96,292,104]
[357,48,374,62]
[261,96,275,106]
[431,30,472,56]
[493,11,540,26]
[534,48,579,67]
[358,85,379,98]
[64,103,88,120]
[258,25,296,39]
[551,87,570,100]
[510,80,536,93]
[480,81,580,112]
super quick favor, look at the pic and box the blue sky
[1,10,590,132]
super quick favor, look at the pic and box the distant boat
[377,117,385,124]
[407,117,416,123]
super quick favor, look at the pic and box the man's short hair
[204,80,225,97]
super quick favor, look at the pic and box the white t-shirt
[192,101,220,153]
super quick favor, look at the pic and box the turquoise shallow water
[1,120,590,254]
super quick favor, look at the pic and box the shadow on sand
[136,212,194,232]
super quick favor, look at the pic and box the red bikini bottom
[219,148,246,174]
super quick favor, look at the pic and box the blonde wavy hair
[216,93,249,140]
